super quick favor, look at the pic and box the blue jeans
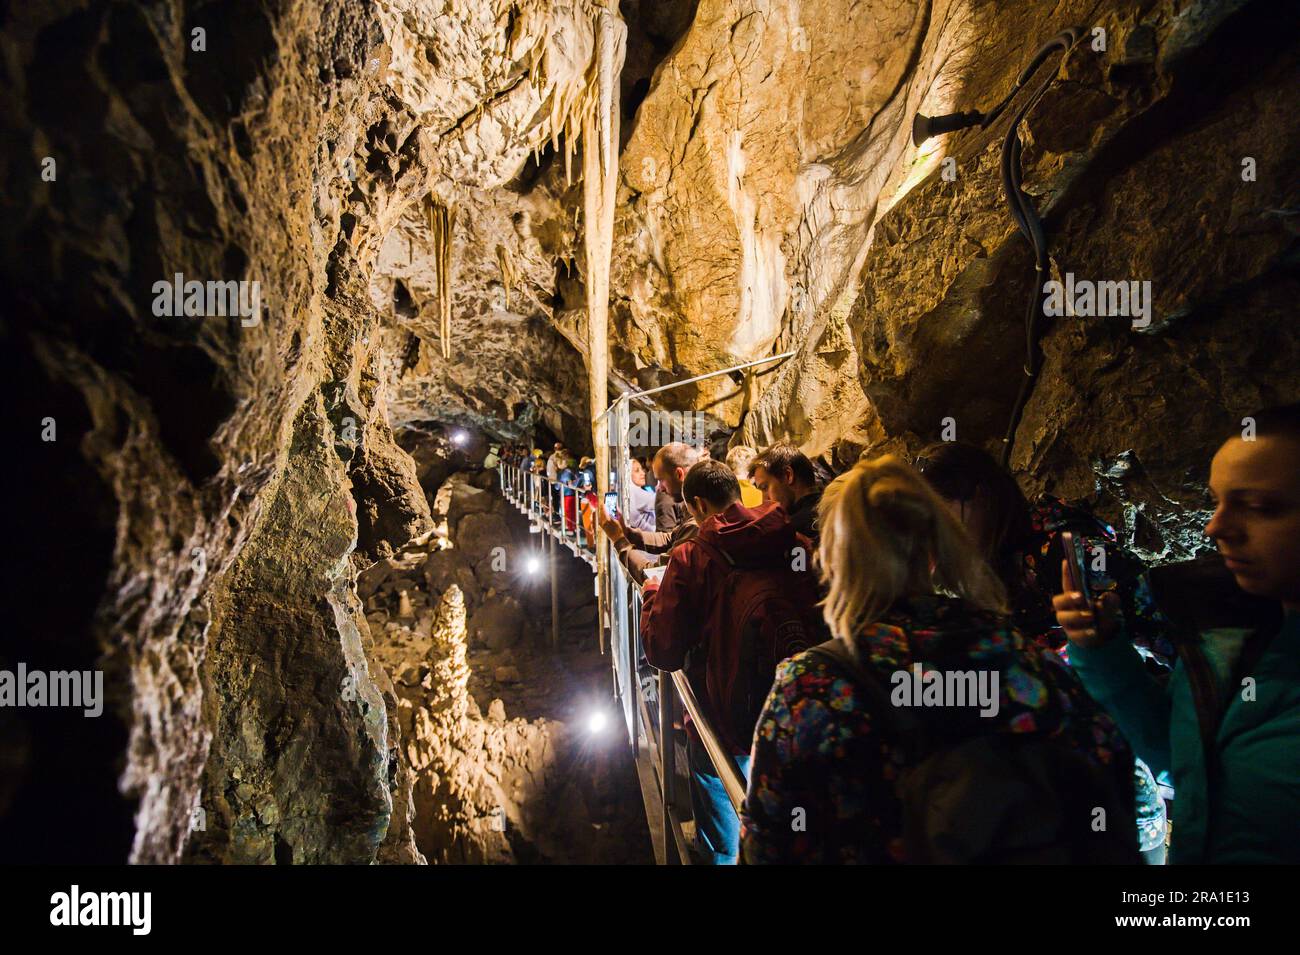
[688,738,751,865]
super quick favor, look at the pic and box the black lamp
[911,110,984,147]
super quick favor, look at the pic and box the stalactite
[524,2,629,190]
[496,244,517,311]
[582,4,626,647]
[425,196,453,361]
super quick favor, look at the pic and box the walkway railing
[495,348,792,863]
[499,459,742,863]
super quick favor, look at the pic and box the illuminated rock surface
[2,0,1294,862]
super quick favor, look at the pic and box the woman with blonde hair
[739,455,1138,864]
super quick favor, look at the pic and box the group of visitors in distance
[499,404,1299,865]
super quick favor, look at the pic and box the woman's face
[630,459,646,486]
[1206,435,1300,609]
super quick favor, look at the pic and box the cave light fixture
[450,427,468,447]
[525,553,543,576]
[909,29,1081,150]
[586,709,609,735]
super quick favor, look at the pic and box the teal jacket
[1071,610,1300,863]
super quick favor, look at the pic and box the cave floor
[363,523,652,864]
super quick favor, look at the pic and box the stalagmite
[426,196,454,361]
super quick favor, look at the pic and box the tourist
[600,443,702,584]
[558,456,577,532]
[641,460,818,864]
[1054,404,1300,863]
[624,457,657,531]
[751,443,823,541]
[916,440,1173,859]
[740,455,1138,864]
[546,442,564,482]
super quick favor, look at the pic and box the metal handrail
[500,462,599,562]
[670,673,746,814]
[593,350,796,425]
[499,368,787,861]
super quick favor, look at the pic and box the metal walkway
[496,351,791,864]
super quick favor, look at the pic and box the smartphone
[603,492,619,519]
[1060,531,1090,599]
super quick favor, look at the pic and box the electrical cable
[910,30,1081,466]
[993,29,1081,467]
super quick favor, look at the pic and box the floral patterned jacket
[739,594,1135,864]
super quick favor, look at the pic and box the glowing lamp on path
[586,710,608,735]
[450,429,468,447]
[525,555,542,576]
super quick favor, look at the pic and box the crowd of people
[499,441,597,536]
[568,407,1299,866]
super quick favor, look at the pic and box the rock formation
[3,0,1295,862]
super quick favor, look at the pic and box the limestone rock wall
[625,0,1297,561]
[4,0,1295,863]
[3,0,628,863]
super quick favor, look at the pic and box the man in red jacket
[640,459,818,864]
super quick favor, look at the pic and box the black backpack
[807,640,1140,864]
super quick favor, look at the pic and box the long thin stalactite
[426,196,454,361]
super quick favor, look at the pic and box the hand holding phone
[1059,531,1090,600]
[603,492,619,520]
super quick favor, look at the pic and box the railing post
[549,498,560,654]
[627,587,639,749]
[658,669,679,863]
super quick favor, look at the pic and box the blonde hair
[725,444,757,479]
[817,454,1008,639]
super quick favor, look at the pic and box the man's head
[553,442,563,453]
[751,443,818,510]
[725,445,757,480]
[1205,403,1300,610]
[682,459,740,523]
[914,441,1032,565]
[652,442,702,498]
